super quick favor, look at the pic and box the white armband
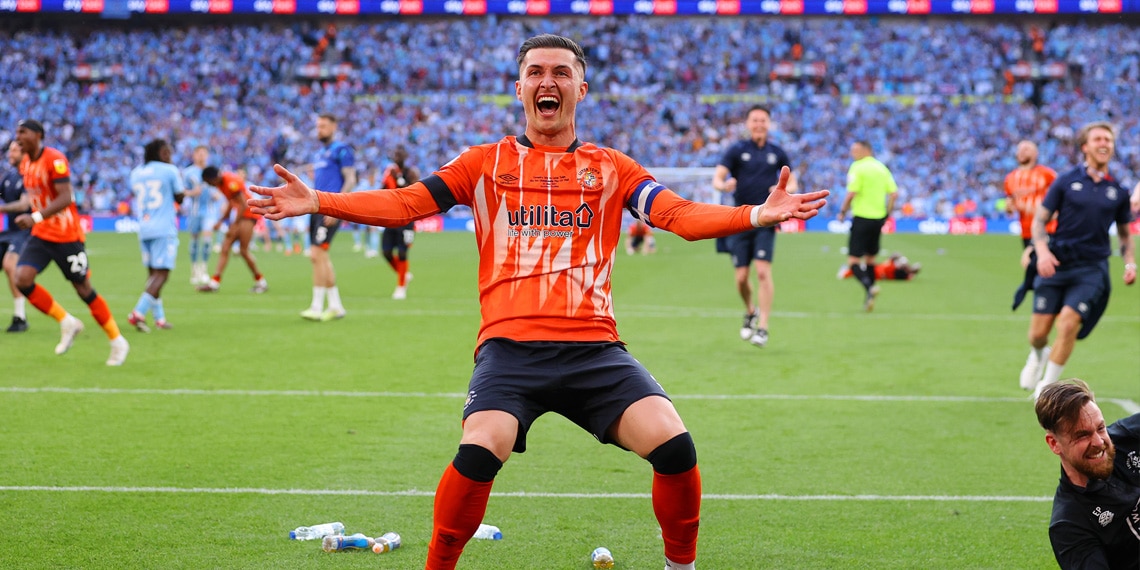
[750,206,762,227]
[30,211,44,224]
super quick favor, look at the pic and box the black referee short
[462,338,670,453]
[848,216,886,257]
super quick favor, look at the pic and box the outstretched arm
[638,166,828,241]
[249,163,442,227]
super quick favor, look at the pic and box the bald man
[1004,140,1057,248]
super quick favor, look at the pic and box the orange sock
[26,284,67,322]
[396,259,408,286]
[426,463,494,570]
[86,293,121,339]
[653,465,701,565]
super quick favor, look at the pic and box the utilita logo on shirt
[506,204,594,230]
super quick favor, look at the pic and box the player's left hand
[1124,264,1136,286]
[14,214,33,230]
[756,166,829,227]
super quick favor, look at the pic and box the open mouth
[537,95,560,116]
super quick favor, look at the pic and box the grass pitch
[0,228,1136,569]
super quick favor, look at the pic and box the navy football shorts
[726,226,776,268]
[1032,261,1108,318]
[463,338,670,453]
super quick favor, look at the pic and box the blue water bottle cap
[289,531,297,540]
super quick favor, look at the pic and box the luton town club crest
[577,167,601,190]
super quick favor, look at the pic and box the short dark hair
[517,34,587,78]
[747,105,771,118]
[143,139,168,163]
[17,119,45,135]
[318,113,337,123]
[1035,378,1095,434]
[201,166,220,182]
[855,140,873,153]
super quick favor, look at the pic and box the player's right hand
[248,164,320,221]
[1035,247,1060,278]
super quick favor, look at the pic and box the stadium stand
[0,16,1136,221]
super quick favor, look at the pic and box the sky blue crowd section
[0,16,1136,222]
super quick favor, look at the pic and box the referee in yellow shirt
[837,140,897,312]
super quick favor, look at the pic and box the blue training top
[0,167,28,232]
[313,141,355,193]
[717,138,791,207]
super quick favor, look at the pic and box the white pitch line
[171,304,1140,323]
[0,386,1035,403]
[0,486,1051,502]
[2,386,1136,412]
[1108,398,1140,415]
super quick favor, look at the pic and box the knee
[1055,313,1082,338]
[452,444,504,483]
[646,432,697,475]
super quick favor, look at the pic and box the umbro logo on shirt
[497,173,519,184]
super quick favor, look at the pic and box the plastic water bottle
[472,523,502,540]
[289,522,344,540]
[591,546,614,569]
[322,533,374,552]
[371,532,402,554]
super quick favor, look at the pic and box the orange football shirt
[218,172,260,220]
[20,146,85,243]
[319,136,757,346]
[1004,164,1057,239]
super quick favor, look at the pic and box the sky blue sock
[133,292,155,317]
[152,298,166,323]
[369,228,380,252]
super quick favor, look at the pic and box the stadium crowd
[0,15,1136,220]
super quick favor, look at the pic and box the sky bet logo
[506,203,594,238]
